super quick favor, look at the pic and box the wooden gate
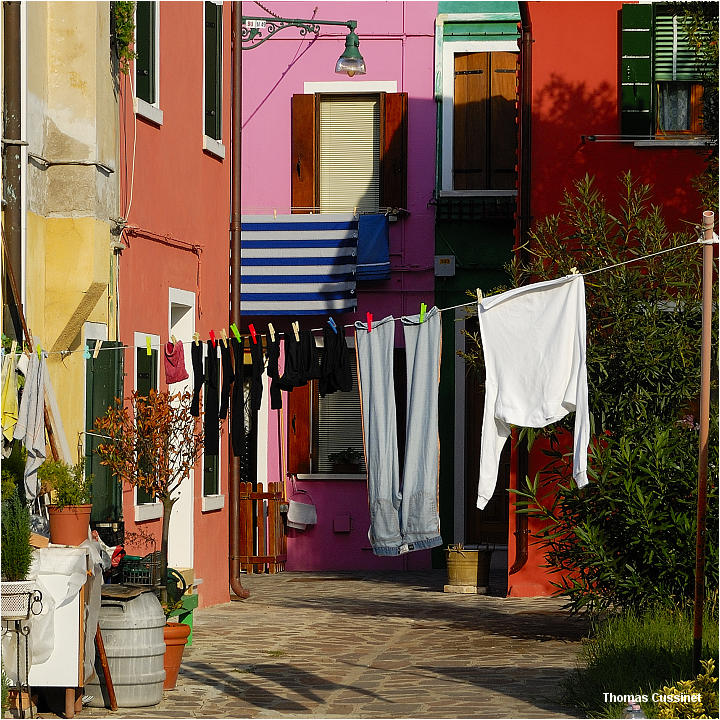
[238,481,287,573]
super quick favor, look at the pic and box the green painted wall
[438,1,520,17]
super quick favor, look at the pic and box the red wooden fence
[238,481,287,574]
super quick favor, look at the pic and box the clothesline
[4,235,713,358]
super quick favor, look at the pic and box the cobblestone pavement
[68,571,588,719]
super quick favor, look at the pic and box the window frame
[203,0,225,158]
[133,331,163,521]
[134,1,163,125]
[439,40,519,196]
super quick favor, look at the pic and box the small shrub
[38,460,92,507]
[1,488,33,581]
[655,658,719,719]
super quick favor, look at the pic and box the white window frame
[201,340,225,511]
[134,1,163,125]
[133,331,163,521]
[202,0,225,158]
[439,40,519,196]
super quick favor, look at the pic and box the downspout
[2,1,23,340]
[509,1,532,576]
[228,1,249,600]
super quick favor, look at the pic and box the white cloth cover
[476,275,589,509]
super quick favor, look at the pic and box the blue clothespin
[83,344,91,360]
[419,303,427,324]
[328,317,338,334]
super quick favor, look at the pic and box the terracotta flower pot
[163,621,191,690]
[48,504,92,546]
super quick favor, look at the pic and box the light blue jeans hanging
[355,307,442,556]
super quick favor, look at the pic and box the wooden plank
[95,627,118,711]
[454,52,488,191]
[268,483,277,573]
[256,482,266,571]
[380,92,408,209]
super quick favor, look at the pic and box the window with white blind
[314,357,365,473]
[318,95,380,213]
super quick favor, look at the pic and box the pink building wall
[241,2,439,571]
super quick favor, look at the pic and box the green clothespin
[37,343,42,359]
[419,303,427,323]
[146,336,152,356]
[230,323,241,342]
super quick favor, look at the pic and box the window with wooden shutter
[204,2,222,141]
[453,51,517,191]
[290,92,408,211]
[135,1,157,105]
[620,3,653,135]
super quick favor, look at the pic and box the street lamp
[228,6,366,601]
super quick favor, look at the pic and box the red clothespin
[209,329,216,348]
[366,312,373,333]
[249,324,257,344]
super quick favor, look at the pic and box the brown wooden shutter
[380,92,408,209]
[490,52,518,191]
[290,94,316,212]
[286,383,311,474]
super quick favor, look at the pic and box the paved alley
[73,571,587,719]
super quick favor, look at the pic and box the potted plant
[95,389,202,690]
[327,447,364,474]
[1,487,34,620]
[444,544,493,594]
[38,460,93,546]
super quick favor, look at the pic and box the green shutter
[654,12,699,82]
[136,346,158,504]
[620,3,653,135]
[204,2,222,140]
[86,341,124,523]
[136,1,156,104]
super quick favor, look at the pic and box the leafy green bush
[1,488,33,581]
[111,1,137,74]
[562,606,719,718]
[465,173,719,614]
[38,460,92,508]
[656,658,719,719]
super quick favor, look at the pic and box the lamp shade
[335,29,366,77]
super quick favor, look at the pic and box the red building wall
[508,1,707,597]
[118,2,232,608]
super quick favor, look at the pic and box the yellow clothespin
[292,321,300,342]
[353,207,358,217]
[93,339,103,359]
[171,334,177,345]
[268,323,276,343]
[476,287,483,302]
[193,332,200,346]
[37,343,42,359]
[570,267,579,275]
[10,340,17,356]
[419,303,427,323]
[146,336,152,356]
[273,208,277,219]
[220,328,228,347]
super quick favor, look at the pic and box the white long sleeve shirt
[476,275,589,510]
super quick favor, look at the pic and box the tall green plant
[1,489,33,582]
[112,1,136,75]
[466,173,719,615]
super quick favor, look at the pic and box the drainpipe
[228,1,250,600]
[3,0,23,338]
[509,1,532,576]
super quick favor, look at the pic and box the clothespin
[171,334,177,345]
[292,321,300,342]
[249,324,257,344]
[146,336,152,356]
[476,287,483,302]
[419,303,427,323]
[328,317,337,334]
[570,266,579,275]
[10,340,17,356]
[37,343,42,359]
[193,332,200,346]
[230,323,241,342]
[353,206,358,217]
[93,339,103,359]
[273,208,277,219]
[366,312,373,333]
[268,323,276,343]
[220,329,228,347]
[209,329,216,348]
[82,344,91,360]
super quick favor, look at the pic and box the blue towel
[357,214,390,281]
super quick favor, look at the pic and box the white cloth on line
[14,351,48,501]
[476,274,589,510]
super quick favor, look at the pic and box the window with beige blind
[453,51,518,191]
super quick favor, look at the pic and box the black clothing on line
[249,336,265,412]
[190,340,204,417]
[203,340,220,456]
[266,335,282,410]
[218,341,235,419]
[230,336,245,458]
[320,325,352,396]
[276,330,321,391]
